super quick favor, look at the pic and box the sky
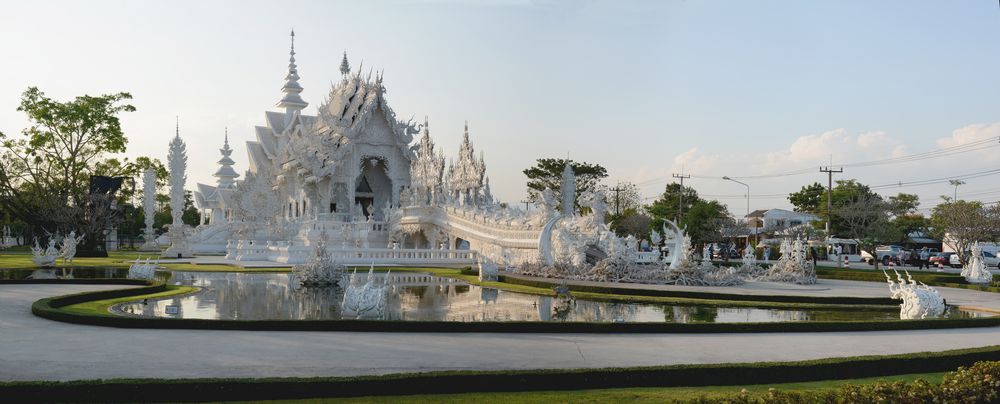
[1,0,999,217]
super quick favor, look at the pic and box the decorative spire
[340,51,351,76]
[214,127,239,189]
[463,120,469,141]
[277,29,308,114]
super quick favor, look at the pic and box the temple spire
[340,51,351,76]
[214,127,239,189]
[277,29,308,114]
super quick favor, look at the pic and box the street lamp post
[723,176,751,245]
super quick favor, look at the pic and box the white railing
[633,251,661,264]
[226,240,478,265]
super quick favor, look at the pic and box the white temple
[184,32,704,275]
[189,32,529,266]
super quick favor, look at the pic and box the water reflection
[113,271,993,323]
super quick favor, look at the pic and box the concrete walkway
[3,282,1000,382]
[507,274,1000,313]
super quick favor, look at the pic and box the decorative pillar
[139,168,160,251]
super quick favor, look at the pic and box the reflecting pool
[113,271,990,323]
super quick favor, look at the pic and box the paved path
[3,283,1000,382]
[508,275,1000,312]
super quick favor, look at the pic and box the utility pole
[672,173,691,222]
[519,199,531,212]
[610,185,624,217]
[819,166,843,236]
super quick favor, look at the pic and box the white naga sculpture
[341,264,389,318]
[961,243,993,285]
[58,231,84,265]
[140,168,159,251]
[127,258,159,280]
[162,122,193,258]
[31,238,59,268]
[883,268,946,319]
[291,235,344,286]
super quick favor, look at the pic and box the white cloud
[936,122,1000,149]
[763,129,906,169]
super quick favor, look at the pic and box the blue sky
[1,0,998,216]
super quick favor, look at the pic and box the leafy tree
[523,158,607,211]
[788,182,825,214]
[645,182,702,231]
[930,200,1000,265]
[888,193,920,216]
[609,207,652,239]
[820,179,880,236]
[837,194,901,270]
[681,200,730,245]
[0,87,135,252]
[600,181,643,218]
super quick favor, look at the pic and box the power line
[634,136,1000,187]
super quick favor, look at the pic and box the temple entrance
[455,237,470,250]
[355,157,392,219]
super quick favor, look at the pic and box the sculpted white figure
[31,238,59,268]
[883,268,946,319]
[127,258,158,280]
[59,231,84,265]
[763,236,816,284]
[962,243,992,285]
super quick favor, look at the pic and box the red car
[929,252,955,267]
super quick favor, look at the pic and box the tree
[609,208,652,240]
[0,87,135,251]
[888,193,920,216]
[645,182,702,231]
[930,200,1000,266]
[681,200,730,246]
[523,158,607,211]
[601,181,643,218]
[837,194,901,270]
[821,179,880,236]
[788,182,825,214]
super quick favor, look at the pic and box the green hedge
[500,275,898,305]
[0,278,150,286]
[4,346,1000,402]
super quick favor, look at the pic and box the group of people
[896,247,935,269]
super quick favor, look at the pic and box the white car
[949,251,1000,268]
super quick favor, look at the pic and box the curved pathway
[3,282,1000,382]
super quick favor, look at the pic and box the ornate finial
[224,127,229,147]
[340,51,351,75]
[175,116,179,138]
[464,120,469,139]
[277,30,307,112]
[423,116,429,134]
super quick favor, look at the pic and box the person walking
[764,245,771,263]
[810,246,818,268]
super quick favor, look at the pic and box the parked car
[864,245,905,265]
[949,251,1000,268]
[929,252,956,267]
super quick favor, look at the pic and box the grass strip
[1,346,997,403]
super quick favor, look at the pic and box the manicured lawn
[229,372,946,403]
